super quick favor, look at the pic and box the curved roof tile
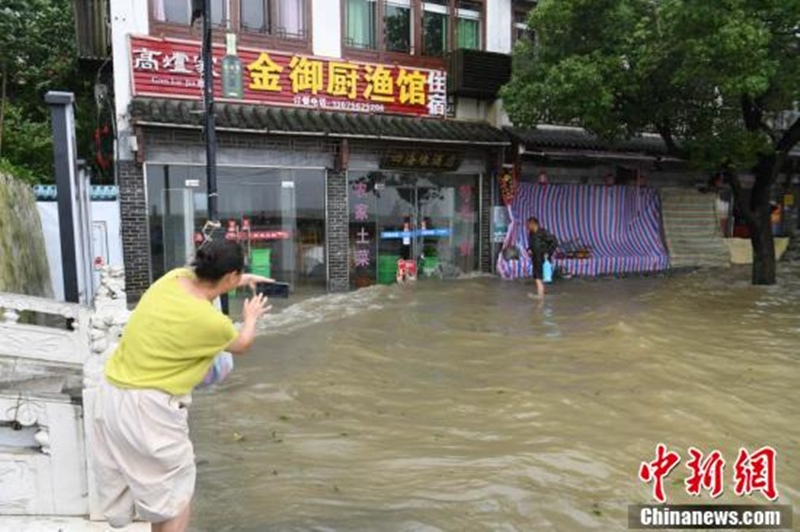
[130,98,508,145]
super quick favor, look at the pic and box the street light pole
[196,0,229,313]
[201,0,218,225]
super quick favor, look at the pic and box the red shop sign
[130,35,447,118]
[193,231,291,243]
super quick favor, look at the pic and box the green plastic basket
[250,248,271,278]
[377,255,399,285]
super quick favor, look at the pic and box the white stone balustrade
[0,266,145,530]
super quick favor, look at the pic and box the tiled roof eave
[505,126,671,156]
[521,148,685,163]
[132,120,511,146]
[130,97,509,146]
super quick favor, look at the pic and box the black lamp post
[192,0,229,314]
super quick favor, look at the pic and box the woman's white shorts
[91,378,195,527]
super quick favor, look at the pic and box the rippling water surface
[188,265,800,531]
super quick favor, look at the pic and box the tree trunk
[750,216,776,284]
[748,156,777,285]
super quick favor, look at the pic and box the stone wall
[0,173,52,297]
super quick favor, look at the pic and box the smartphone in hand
[255,281,291,299]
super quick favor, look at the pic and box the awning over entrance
[505,125,683,162]
[130,98,510,147]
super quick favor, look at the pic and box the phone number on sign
[292,96,385,113]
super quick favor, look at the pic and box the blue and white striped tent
[497,183,670,278]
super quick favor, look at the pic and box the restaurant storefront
[122,35,508,300]
[346,163,483,288]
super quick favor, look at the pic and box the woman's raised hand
[242,292,271,323]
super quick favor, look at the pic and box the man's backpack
[545,231,559,256]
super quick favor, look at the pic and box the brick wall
[117,160,151,304]
[326,170,349,292]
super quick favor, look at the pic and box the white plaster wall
[487,0,513,54]
[454,97,489,121]
[488,99,513,128]
[38,202,123,302]
[312,0,342,58]
[110,0,150,161]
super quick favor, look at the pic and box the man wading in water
[91,239,271,532]
[526,216,558,298]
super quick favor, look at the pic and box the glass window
[153,0,227,26]
[384,0,412,53]
[155,0,190,24]
[241,0,269,33]
[146,164,327,300]
[276,0,306,38]
[145,164,209,281]
[346,0,377,49]
[513,7,531,44]
[423,0,448,57]
[455,0,481,50]
[210,0,228,26]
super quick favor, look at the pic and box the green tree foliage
[0,0,97,183]
[502,0,800,285]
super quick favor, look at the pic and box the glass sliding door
[161,187,196,274]
[415,174,479,276]
[348,171,480,287]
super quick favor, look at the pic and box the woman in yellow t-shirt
[92,239,271,532]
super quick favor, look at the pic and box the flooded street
[188,266,800,531]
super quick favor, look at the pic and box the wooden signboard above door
[380,150,463,172]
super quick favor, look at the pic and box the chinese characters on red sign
[130,36,447,118]
[352,181,371,269]
[638,444,779,503]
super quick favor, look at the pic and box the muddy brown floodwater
[187,264,800,531]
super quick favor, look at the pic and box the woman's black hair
[527,216,539,225]
[191,239,245,282]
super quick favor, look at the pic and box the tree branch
[741,95,776,143]
[655,119,687,159]
[741,95,762,132]
[776,115,800,153]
